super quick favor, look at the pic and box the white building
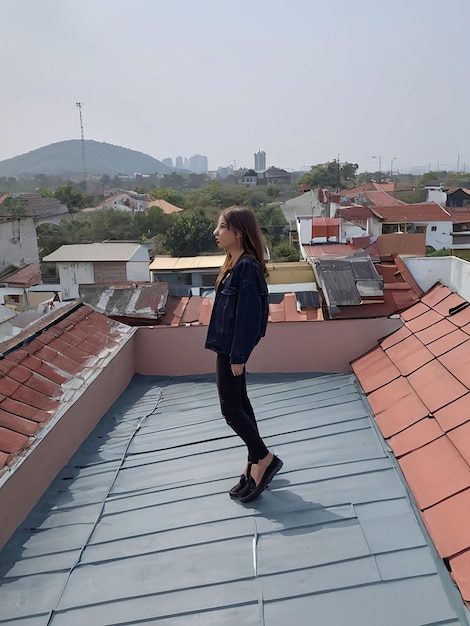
[43,243,150,300]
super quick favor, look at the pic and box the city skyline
[1,0,469,176]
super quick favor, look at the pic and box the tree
[2,196,26,216]
[298,161,358,189]
[151,187,186,207]
[162,210,217,256]
[54,184,93,210]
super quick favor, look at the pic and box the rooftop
[1,256,470,622]
[1,370,468,625]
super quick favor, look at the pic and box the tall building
[175,156,184,169]
[254,150,266,173]
[162,157,173,168]
[188,154,208,174]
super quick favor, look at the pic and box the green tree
[299,161,358,189]
[151,187,186,207]
[54,184,93,210]
[2,196,26,216]
[162,210,217,256]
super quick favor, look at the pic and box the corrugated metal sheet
[0,372,468,625]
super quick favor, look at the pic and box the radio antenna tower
[76,102,88,191]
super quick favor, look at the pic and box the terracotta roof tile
[427,328,469,357]
[447,421,470,465]
[0,398,51,422]
[0,426,30,454]
[448,552,470,604]
[415,318,458,345]
[353,280,470,607]
[420,284,453,308]
[372,386,430,438]
[0,303,132,473]
[399,437,470,509]
[400,301,429,321]
[384,334,434,376]
[0,377,22,397]
[438,340,470,387]
[432,292,466,317]
[408,360,467,413]
[405,309,443,333]
[388,418,444,457]
[379,325,411,349]
[433,394,470,432]
[351,348,400,393]
[448,303,470,327]
[422,489,470,557]
[0,409,38,436]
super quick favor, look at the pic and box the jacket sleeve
[230,263,265,364]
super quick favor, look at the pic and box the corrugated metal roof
[149,255,226,271]
[352,282,470,610]
[0,371,468,624]
[43,243,148,262]
[79,283,168,319]
[2,264,41,286]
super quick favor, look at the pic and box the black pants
[216,353,269,464]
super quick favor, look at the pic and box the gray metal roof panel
[0,372,469,625]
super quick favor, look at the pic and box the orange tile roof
[365,189,405,206]
[370,202,453,222]
[352,282,470,608]
[0,303,133,474]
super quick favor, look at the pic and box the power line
[76,102,88,191]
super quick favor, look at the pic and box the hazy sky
[1,0,469,174]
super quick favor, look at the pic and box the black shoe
[240,455,283,503]
[229,463,252,499]
[229,474,247,498]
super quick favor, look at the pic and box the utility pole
[76,102,88,191]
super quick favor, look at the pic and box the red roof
[0,303,132,474]
[3,264,41,287]
[371,202,453,222]
[365,189,405,207]
[352,282,470,608]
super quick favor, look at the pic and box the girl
[205,206,283,503]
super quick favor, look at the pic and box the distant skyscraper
[254,150,266,173]
[188,154,208,174]
[175,156,184,169]
[162,157,173,168]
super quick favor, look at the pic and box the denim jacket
[205,256,268,364]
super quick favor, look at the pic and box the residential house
[240,169,258,187]
[43,242,151,300]
[0,192,69,227]
[149,255,226,296]
[262,166,291,186]
[1,256,470,621]
[338,202,458,251]
[447,187,470,208]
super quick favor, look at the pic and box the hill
[0,140,172,178]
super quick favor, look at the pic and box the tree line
[37,183,298,265]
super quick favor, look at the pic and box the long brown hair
[215,206,267,289]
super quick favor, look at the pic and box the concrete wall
[134,317,403,376]
[403,255,470,302]
[0,338,136,551]
[0,218,39,272]
[127,261,150,282]
[59,262,94,300]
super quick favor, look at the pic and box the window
[431,226,437,231]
